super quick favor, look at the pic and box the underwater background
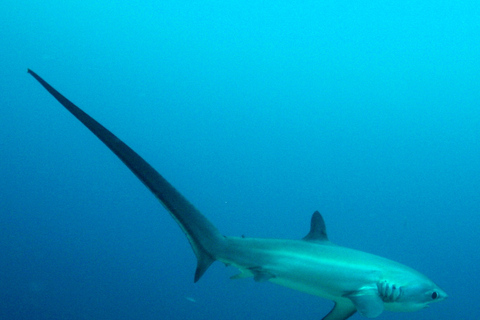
[1,1,479,319]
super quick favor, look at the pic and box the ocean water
[1,1,479,319]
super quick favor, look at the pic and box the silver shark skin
[28,69,447,319]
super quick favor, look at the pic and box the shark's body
[28,69,447,319]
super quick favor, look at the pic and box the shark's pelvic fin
[302,211,329,242]
[249,266,276,282]
[27,69,225,282]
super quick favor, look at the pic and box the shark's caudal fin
[28,69,226,282]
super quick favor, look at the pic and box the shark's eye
[431,292,438,300]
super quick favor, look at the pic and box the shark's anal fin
[302,211,329,242]
[230,270,252,280]
[322,301,356,320]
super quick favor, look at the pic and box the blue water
[1,1,478,319]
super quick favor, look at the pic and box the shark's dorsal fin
[303,211,329,242]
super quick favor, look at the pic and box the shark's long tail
[28,69,226,282]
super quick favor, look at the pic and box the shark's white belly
[219,237,390,300]
[267,256,380,299]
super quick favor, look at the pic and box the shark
[28,69,447,319]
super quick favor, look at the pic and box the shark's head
[381,276,448,312]
[399,282,447,311]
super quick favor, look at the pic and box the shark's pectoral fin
[322,301,356,320]
[344,289,384,318]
